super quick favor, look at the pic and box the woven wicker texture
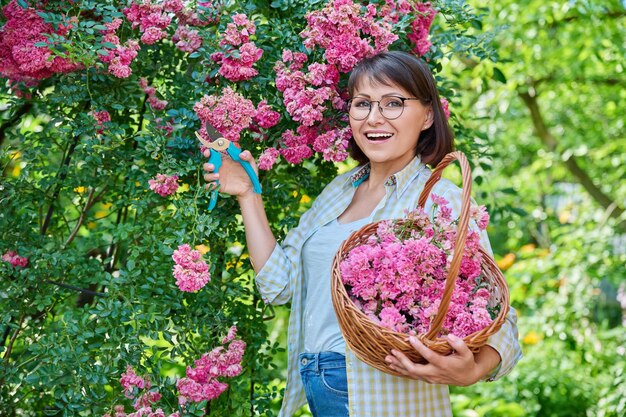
[331,151,510,376]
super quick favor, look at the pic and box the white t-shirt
[302,216,371,353]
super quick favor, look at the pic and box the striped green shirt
[256,157,522,417]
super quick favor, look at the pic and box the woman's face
[349,77,433,172]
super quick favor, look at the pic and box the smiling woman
[202,50,522,417]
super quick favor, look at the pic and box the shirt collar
[348,156,428,196]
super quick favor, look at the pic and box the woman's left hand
[384,334,484,386]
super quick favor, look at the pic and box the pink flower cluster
[210,14,263,82]
[106,367,178,417]
[193,87,256,142]
[301,0,398,73]
[407,2,437,56]
[92,110,111,134]
[139,78,168,111]
[99,19,140,78]
[2,250,28,268]
[274,51,341,127]
[312,126,352,162]
[440,97,451,120]
[148,174,179,197]
[257,148,281,171]
[177,326,246,404]
[124,0,172,45]
[0,0,82,86]
[172,244,210,292]
[120,366,151,398]
[168,0,220,27]
[172,25,202,53]
[339,195,494,337]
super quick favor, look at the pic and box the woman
[203,51,522,417]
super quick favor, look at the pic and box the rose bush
[0,0,494,415]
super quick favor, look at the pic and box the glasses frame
[347,96,423,121]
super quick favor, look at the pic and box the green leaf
[33,42,48,47]
[492,67,507,83]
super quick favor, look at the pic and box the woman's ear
[421,106,434,131]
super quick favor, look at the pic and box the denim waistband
[299,352,346,372]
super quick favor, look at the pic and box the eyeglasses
[347,96,422,121]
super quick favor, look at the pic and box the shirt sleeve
[484,306,523,380]
[255,175,345,305]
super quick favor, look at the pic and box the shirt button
[301,358,308,365]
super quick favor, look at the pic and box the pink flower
[407,2,436,57]
[148,174,179,197]
[440,97,450,120]
[257,147,280,171]
[2,250,28,268]
[171,244,210,292]
[120,366,150,398]
[0,0,83,86]
[172,25,202,53]
[193,87,257,142]
[92,110,111,134]
[177,326,245,403]
[340,196,494,338]
[253,100,280,129]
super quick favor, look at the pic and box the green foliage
[0,0,495,415]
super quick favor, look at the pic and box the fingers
[445,334,472,359]
[408,336,441,365]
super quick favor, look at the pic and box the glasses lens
[379,97,404,120]
[349,98,371,120]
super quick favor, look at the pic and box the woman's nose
[366,102,385,124]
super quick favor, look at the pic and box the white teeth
[366,133,392,139]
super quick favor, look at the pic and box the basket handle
[417,151,473,340]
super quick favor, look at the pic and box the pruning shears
[195,124,262,211]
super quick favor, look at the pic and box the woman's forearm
[237,192,277,273]
[473,344,502,381]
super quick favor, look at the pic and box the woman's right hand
[202,149,258,199]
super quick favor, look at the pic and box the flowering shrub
[339,195,495,337]
[105,327,244,416]
[0,0,494,414]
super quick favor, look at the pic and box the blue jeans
[298,352,349,417]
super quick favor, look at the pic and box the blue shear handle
[207,149,222,211]
[228,144,262,194]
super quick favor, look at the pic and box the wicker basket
[331,151,510,376]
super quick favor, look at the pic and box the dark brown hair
[347,51,453,166]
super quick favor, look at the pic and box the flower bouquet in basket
[331,152,509,376]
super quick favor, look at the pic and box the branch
[44,279,107,297]
[0,102,33,147]
[3,313,25,365]
[64,187,96,247]
[518,90,625,228]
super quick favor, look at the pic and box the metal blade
[204,123,223,141]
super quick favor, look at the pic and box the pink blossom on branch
[253,100,281,129]
[124,0,172,45]
[2,250,29,268]
[148,174,179,197]
[120,366,151,398]
[193,87,257,142]
[171,244,210,292]
[257,147,280,171]
[92,110,111,134]
[300,0,398,73]
[0,0,82,86]
[407,1,437,57]
[177,326,246,404]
